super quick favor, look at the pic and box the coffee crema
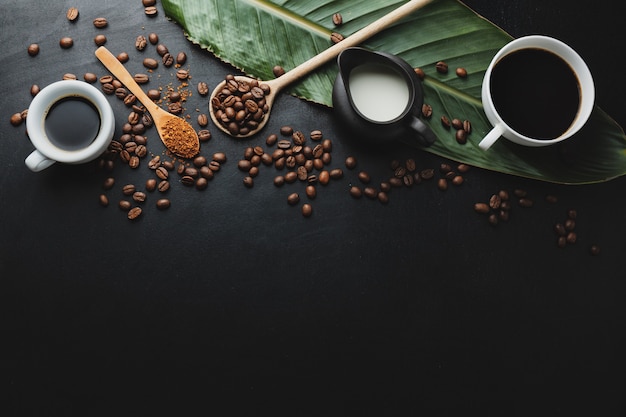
[489,48,580,140]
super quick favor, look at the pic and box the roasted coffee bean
[119,200,132,211]
[94,34,107,46]
[148,32,159,44]
[59,37,73,49]
[518,198,533,208]
[437,178,448,191]
[349,186,362,199]
[127,207,142,220]
[158,180,170,192]
[83,73,97,83]
[421,104,433,118]
[156,166,169,180]
[310,130,323,141]
[280,126,293,136]
[287,193,300,205]
[403,174,414,187]
[378,192,389,205]
[358,171,371,184]
[452,175,464,186]
[414,67,425,80]
[145,6,158,17]
[93,17,108,28]
[455,129,467,144]
[318,170,330,185]
[405,159,416,172]
[435,61,448,74]
[103,177,115,190]
[272,65,285,78]
[345,156,357,169]
[305,185,317,199]
[564,218,576,231]
[122,184,136,195]
[156,44,169,57]
[143,58,158,69]
[545,194,558,204]
[457,163,471,173]
[330,169,344,179]
[132,191,147,203]
[134,74,149,84]
[394,166,407,178]
[117,52,129,63]
[197,114,208,127]
[162,161,175,171]
[27,43,40,56]
[284,171,298,184]
[474,203,490,214]
[62,73,77,80]
[301,204,313,218]
[98,194,109,207]
[292,130,306,145]
[197,81,209,96]
[147,89,160,101]
[380,182,392,193]
[198,129,212,142]
[180,175,195,186]
[420,168,435,180]
[162,53,174,67]
[297,166,308,181]
[129,155,140,169]
[10,113,23,126]
[364,187,378,199]
[451,118,463,130]
[566,232,577,244]
[568,209,577,219]
[143,0,156,6]
[332,13,343,26]
[212,152,227,163]
[461,120,472,135]
[176,69,189,80]
[331,32,344,44]
[554,223,566,236]
[196,177,208,190]
[208,161,221,172]
[156,199,170,210]
[489,194,501,209]
[440,115,451,129]
[589,245,601,256]
[146,178,157,192]
[66,7,79,21]
[514,189,527,198]
[456,67,468,78]
[176,52,187,65]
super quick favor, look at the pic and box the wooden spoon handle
[271,0,433,91]
[95,46,159,113]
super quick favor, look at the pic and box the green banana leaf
[162,0,626,184]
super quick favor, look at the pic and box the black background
[1,1,625,416]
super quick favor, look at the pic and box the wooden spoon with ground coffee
[95,46,200,158]
[209,0,433,138]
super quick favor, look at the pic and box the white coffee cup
[25,80,115,172]
[479,35,595,150]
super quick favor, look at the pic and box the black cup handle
[406,116,437,147]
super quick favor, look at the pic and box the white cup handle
[25,150,56,172]
[479,124,505,150]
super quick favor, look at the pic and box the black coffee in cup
[45,96,101,151]
[489,48,580,140]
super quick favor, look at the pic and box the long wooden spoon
[95,46,200,158]
[209,0,433,138]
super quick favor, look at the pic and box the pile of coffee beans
[237,126,340,217]
[211,74,270,136]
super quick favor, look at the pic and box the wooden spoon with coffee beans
[95,46,200,158]
[209,0,433,138]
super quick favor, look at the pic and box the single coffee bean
[10,113,23,126]
[83,73,97,83]
[330,32,344,44]
[566,232,577,244]
[463,120,472,134]
[568,209,577,219]
[117,52,129,63]
[405,159,416,172]
[589,245,601,256]
[66,7,79,22]
[554,223,566,236]
[272,65,285,78]
[420,168,435,180]
[332,13,343,26]
[103,177,115,190]
[364,187,378,199]
[94,34,107,46]
[564,218,576,231]
[212,152,227,163]
[345,156,357,169]
[305,185,317,199]
[176,52,187,65]
[158,180,170,192]
[287,193,300,205]
[421,104,433,118]
[414,67,425,80]
[518,198,533,207]
[456,67,468,78]
[143,58,158,69]
[59,37,73,49]
[378,192,389,205]
[198,129,212,141]
[557,236,567,248]
[129,156,140,169]
[330,169,344,179]
[318,170,330,185]
[133,191,147,203]
[180,175,195,186]
[156,166,169,180]
[197,81,209,96]
[350,186,362,199]
[145,6,158,17]
[148,32,159,44]
[310,130,323,141]
[441,115,451,129]
[119,200,132,211]
[147,89,160,100]
[197,114,208,127]
[133,74,149,84]
[437,178,448,191]
[176,69,189,81]
[280,126,293,136]
[27,43,39,56]
[451,118,463,130]
[435,61,448,74]
[156,199,171,210]
[302,204,313,218]
[143,0,156,6]
[93,17,108,28]
[456,129,467,144]
[156,44,169,56]
[196,177,208,190]
[474,203,490,214]
[99,194,109,207]
[358,171,371,184]
[457,163,471,173]
[122,184,136,195]
[127,207,142,220]
[452,175,464,186]
[146,178,157,191]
